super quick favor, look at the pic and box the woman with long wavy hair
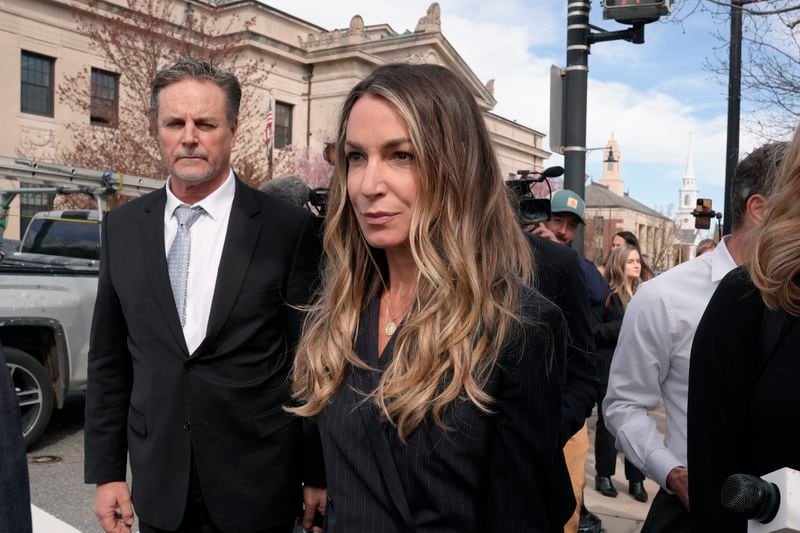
[593,245,648,503]
[290,63,570,532]
[687,129,798,532]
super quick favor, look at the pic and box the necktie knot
[173,205,205,228]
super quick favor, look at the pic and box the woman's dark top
[592,292,625,383]
[316,287,571,532]
[688,266,800,532]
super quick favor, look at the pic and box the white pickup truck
[1,210,100,446]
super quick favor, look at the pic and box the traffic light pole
[564,1,645,253]
[723,0,744,236]
[564,0,590,206]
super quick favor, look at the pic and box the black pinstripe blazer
[316,288,572,532]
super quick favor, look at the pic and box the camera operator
[531,190,610,308]
[509,179,604,533]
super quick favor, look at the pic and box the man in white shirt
[603,142,786,532]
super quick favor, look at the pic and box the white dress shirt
[164,170,235,354]
[603,238,737,489]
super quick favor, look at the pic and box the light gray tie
[168,205,205,327]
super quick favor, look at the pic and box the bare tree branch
[696,0,800,140]
[704,0,800,16]
[21,0,277,187]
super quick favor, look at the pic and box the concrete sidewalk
[583,409,665,533]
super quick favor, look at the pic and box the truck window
[21,218,100,260]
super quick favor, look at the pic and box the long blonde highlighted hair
[290,63,535,439]
[750,127,800,315]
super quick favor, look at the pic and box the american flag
[265,97,274,146]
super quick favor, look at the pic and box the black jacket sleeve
[688,267,763,533]
[84,213,134,484]
[528,235,602,444]
[487,289,574,531]
[283,212,327,488]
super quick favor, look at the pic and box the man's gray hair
[731,141,788,229]
[149,57,241,125]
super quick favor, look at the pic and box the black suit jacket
[84,179,323,532]
[688,267,800,532]
[592,292,625,384]
[528,235,601,442]
[317,288,570,533]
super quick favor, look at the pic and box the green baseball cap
[550,189,586,224]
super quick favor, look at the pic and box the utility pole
[561,0,659,252]
[563,0,590,204]
[723,0,751,236]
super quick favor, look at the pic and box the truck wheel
[5,347,55,447]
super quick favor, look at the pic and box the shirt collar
[710,236,738,283]
[165,168,236,221]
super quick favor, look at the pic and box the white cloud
[263,0,756,202]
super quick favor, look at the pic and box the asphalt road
[26,392,97,532]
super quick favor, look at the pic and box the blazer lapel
[352,308,415,529]
[197,179,261,354]
[140,190,189,355]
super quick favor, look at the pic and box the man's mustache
[174,151,208,161]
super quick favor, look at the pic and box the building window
[91,68,119,126]
[19,182,54,236]
[275,101,293,149]
[684,194,690,206]
[21,51,55,117]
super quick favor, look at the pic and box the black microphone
[540,165,565,178]
[515,166,564,179]
[721,474,781,524]
[258,176,310,208]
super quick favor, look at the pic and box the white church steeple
[676,134,700,230]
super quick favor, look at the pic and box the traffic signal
[603,0,672,24]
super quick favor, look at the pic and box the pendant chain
[383,289,411,337]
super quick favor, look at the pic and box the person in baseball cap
[530,188,610,533]
[551,189,586,225]
[536,189,586,247]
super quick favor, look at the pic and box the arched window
[684,194,691,206]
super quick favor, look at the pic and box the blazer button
[185,364,194,372]
[183,422,191,431]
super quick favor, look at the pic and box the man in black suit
[84,58,324,533]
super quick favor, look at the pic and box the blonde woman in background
[290,63,572,532]
[593,245,648,503]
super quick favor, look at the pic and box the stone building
[0,0,550,239]
[583,135,675,270]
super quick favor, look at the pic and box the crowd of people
[2,57,799,533]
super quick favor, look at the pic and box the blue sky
[265,0,781,219]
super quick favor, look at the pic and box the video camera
[505,165,564,226]
[308,187,329,217]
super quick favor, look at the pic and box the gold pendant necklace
[383,289,409,337]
